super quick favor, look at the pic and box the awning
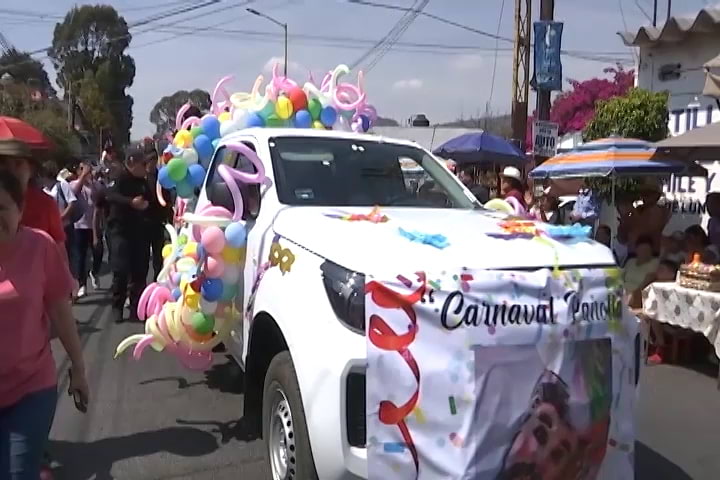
[654,121,720,161]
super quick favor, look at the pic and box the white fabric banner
[366,267,637,480]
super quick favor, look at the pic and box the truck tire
[262,351,319,480]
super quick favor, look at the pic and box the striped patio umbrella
[529,137,703,179]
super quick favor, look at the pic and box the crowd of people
[0,137,175,479]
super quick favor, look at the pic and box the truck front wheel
[262,351,319,480]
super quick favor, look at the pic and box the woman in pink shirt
[0,170,89,479]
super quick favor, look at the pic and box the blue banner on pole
[532,21,563,91]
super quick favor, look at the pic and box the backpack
[56,181,84,224]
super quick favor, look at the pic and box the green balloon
[190,126,203,138]
[191,312,215,335]
[220,283,237,302]
[265,114,285,127]
[166,158,188,182]
[308,98,322,120]
[178,234,188,246]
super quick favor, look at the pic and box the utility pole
[666,0,672,22]
[533,0,555,164]
[510,0,531,150]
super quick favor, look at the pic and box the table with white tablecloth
[643,282,720,365]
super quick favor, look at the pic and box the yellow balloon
[185,291,200,310]
[162,244,173,259]
[275,96,293,120]
[183,242,198,257]
[221,247,245,265]
[312,121,325,130]
[218,111,231,122]
[174,129,193,148]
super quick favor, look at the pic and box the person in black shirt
[106,147,151,323]
[145,149,174,280]
[458,165,489,204]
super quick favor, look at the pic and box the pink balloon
[211,75,234,115]
[191,204,232,243]
[201,226,226,255]
[133,335,156,361]
[148,286,172,318]
[181,116,201,131]
[178,350,214,370]
[137,283,158,321]
[205,255,225,278]
[176,103,190,131]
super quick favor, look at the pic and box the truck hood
[272,207,615,276]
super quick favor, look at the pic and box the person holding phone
[106,147,151,323]
[0,170,89,479]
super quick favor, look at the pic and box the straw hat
[501,166,522,182]
[0,139,32,159]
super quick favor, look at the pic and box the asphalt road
[48,275,720,479]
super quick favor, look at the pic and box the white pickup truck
[197,128,636,479]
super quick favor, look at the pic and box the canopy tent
[654,120,720,161]
[529,137,706,179]
[703,53,720,100]
[432,131,527,166]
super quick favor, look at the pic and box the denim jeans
[0,387,57,480]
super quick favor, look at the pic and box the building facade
[620,6,720,136]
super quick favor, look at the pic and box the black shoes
[112,308,125,324]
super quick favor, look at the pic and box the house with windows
[619,5,720,136]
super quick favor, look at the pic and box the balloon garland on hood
[115,63,377,370]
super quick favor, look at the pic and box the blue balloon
[176,179,195,199]
[359,114,371,132]
[224,222,247,248]
[201,115,221,140]
[171,288,182,301]
[158,165,176,189]
[201,278,224,302]
[245,112,265,128]
[187,164,206,188]
[294,109,312,128]
[193,134,214,161]
[320,106,337,127]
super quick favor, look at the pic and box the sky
[1,0,713,139]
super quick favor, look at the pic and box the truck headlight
[321,260,365,335]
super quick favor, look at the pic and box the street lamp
[246,7,288,77]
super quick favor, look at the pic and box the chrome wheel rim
[269,387,296,480]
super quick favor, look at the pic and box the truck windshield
[268,136,479,209]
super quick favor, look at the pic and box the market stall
[643,261,720,388]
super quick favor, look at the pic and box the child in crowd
[645,259,681,365]
[685,224,716,264]
[624,236,659,308]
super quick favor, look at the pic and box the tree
[583,88,669,201]
[150,89,211,135]
[583,88,669,142]
[77,71,112,134]
[550,65,635,135]
[0,48,56,97]
[48,5,135,146]
[23,105,81,165]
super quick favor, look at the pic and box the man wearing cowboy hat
[500,166,527,208]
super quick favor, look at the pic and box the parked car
[197,128,633,480]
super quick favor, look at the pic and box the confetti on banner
[449,396,458,415]
[413,407,427,424]
[384,442,407,453]
[449,432,464,447]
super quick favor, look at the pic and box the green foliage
[77,71,112,133]
[150,89,211,135]
[22,105,81,166]
[583,88,670,202]
[583,88,669,142]
[0,48,56,97]
[48,5,135,146]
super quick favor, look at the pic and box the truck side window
[207,142,261,220]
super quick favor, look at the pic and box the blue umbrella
[432,132,527,166]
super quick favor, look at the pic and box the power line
[364,0,429,73]
[487,0,507,119]
[633,0,653,22]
